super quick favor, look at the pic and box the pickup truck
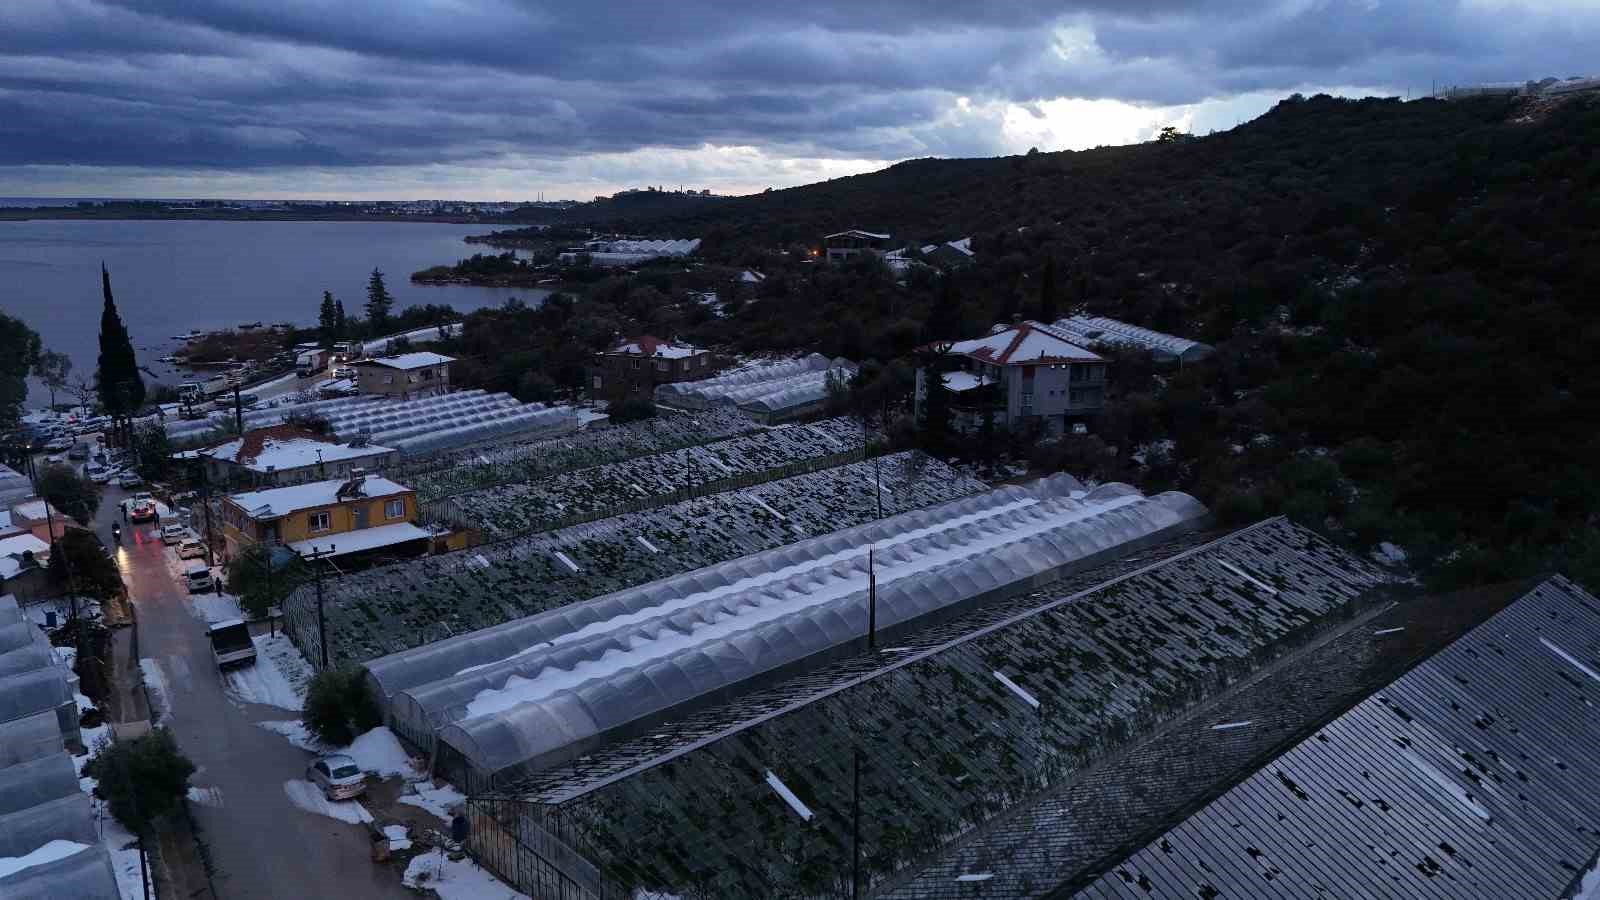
[207,619,257,669]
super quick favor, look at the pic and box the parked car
[183,562,214,592]
[177,539,207,560]
[86,465,111,484]
[67,443,90,461]
[44,436,74,453]
[305,755,367,801]
[160,523,190,545]
[117,471,143,489]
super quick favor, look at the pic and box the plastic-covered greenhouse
[462,517,1386,899]
[0,596,121,900]
[1050,314,1214,364]
[165,388,582,454]
[655,354,835,408]
[734,365,855,423]
[372,476,1208,786]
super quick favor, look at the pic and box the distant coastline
[0,204,524,225]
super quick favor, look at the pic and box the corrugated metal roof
[1077,574,1600,900]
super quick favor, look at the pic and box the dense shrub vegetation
[441,93,1600,591]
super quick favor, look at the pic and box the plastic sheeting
[0,844,123,900]
[0,792,96,859]
[655,354,834,408]
[0,667,72,725]
[378,475,1206,780]
[0,753,78,817]
[1050,315,1213,362]
[0,712,62,768]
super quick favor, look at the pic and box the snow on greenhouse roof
[399,406,755,503]
[347,453,985,692]
[824,229,890,240]
[655,354,834,407]
[1051,315,1213,361]
[944,321,1101,365]
[404,478,1207,781]
[428,418,867,539]
[230,476,410,519]
[1077,575,1600,900]
[288,522,430,558]
[166,389,578,455]
[485,518,1387,900]
[353,352,455,371]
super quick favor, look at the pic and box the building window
[384,498,404,519]
[631,359,641,369]
[1070,387,1105,406]
[699,355,708,368]
[382,375,393,385]
[655,360,669,372]
[307,510,331,533]
[592,375,602,389]
[1021,390,1034,412]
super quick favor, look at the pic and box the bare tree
[33,350,71,411]
[67,376,96,416]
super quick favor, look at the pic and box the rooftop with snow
[351,351,455,371]
[941,320,1103,366]
[229,475,411,519]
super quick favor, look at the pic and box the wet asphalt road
[96,484,408,899]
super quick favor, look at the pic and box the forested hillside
[459,93,1600,590]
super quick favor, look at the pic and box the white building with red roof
[915,321,1108,435]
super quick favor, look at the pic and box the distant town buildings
[916,321,1108,435]
[351,352,454,400]
[590,336,718,406]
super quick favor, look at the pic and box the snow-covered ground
[1575,860,1600,900]
[403,849,529,900]
[221,634,311,711]
[382,824,412,852]
[138,658,173,722]
[398,781,467,824]
[161,545,240,623]
[257,719,331,753]
[344,727,426,779]
[282,780,372,824]
[186,785,224,808]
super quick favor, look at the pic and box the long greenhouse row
[427,418,867,538]
[374,477,1209,786]
[400,406,755,502]
[286,453,984,671]
[655,353,836,408]
[166,388,581,454]
[474,518,1383,900]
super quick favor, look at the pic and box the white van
[183,562,214,593]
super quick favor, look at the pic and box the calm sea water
[0,220,544,401]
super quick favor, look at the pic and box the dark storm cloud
[0,0,1595,181]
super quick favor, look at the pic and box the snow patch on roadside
[382,824,412,851]
[403,848,529,899]
[256,719,332,753]
[222,634,310,711]
[186,785,224,808]
[138,658,172,721]
[283,779,372,824]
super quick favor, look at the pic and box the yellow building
[220,473,430,564]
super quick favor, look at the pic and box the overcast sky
[1,0,1595,200]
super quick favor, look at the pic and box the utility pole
[306,545,336,668]
[867,545,877,651]
[232,383,243,434]
[851,746,862,900]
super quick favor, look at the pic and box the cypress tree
[923,277,962,343]
[918,346,952,453]
[318,291,338,347]
[95,264,143,437]
[1037,256,1059,324]
[365,269,394,334]
[334,300,348,339]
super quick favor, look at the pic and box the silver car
[306,754,366,801]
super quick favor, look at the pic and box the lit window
[384,498,404,519]
[307,510,330,533]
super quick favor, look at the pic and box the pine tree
[365,269,394,334]
[1037,256,1059,324]
[95,264,143,438]
[334,300,348,339]
[318,291,338,347]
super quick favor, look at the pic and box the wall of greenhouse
[462,517,1385,900]
[390,477,1209,788]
